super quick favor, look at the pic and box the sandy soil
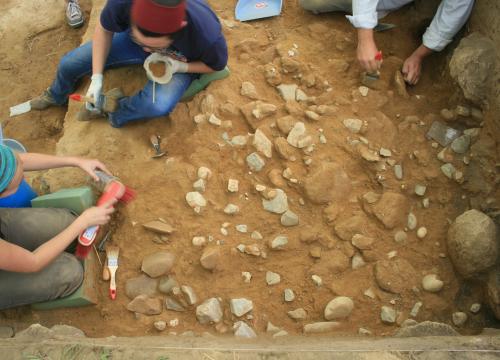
[0,0,498,338]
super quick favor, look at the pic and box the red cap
[132,0,186,35]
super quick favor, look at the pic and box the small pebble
[284,289,295,302]
[452,312,467,326]
[154,321,167,331]
[407,213,417,230]
[415,184,426,196]
[422,198,430,208]
[228,179,239,193]
[242,272,252,283]
[394,230,407,244]
[422,274,444,292]
[311,275,322,287]
[470,303,481,314]
[236,224,248,233]
[417,227,427,239]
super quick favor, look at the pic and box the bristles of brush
[119,186,136,204]
[75,242,93,259]
[106,246,120,260]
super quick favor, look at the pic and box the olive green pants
[0,208,83,310]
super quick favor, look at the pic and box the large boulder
[449,33,496,106]
[447,210,497,278]
[304,162,351,204]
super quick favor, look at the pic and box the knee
[56,254,84,298]
[299,0,321,11]
[148,98,177,117]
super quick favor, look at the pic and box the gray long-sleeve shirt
[346,0,474,51]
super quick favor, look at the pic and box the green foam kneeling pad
[31,187,95,215]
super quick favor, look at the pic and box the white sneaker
[66,0,84,28]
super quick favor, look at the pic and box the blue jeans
[49,31,195,128]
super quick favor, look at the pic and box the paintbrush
[106,246,120,300]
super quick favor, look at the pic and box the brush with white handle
[106,246,120,300]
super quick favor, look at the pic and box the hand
[166,57,189,74]
[75,158,111,181]
[402,45,432,85]
[85,73,103,110]
[78,199,116,229]
[357,29,382,73]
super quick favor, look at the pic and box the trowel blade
[9,101,31,117]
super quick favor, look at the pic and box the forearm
[19,153,79,172]
[92,22,113,75]
[412,44,433,60]
[186,61,216,74]
[357,28,375,45]
[0,218,85,273]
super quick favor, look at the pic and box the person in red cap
[30,0,228,128]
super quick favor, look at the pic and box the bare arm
[19,153,111,181]
[0,201,115,273]
[92,22,113,75]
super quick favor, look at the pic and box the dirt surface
[1,0,499,339]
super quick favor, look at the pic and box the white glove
[85,73,103,111]
[166,58,188,74]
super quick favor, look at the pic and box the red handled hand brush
[75,174,136,259]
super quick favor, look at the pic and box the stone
[236,224,248,233]
[266,271,281,285]
[252,101,277,119]
[352,254,366,269]
[394,231,407,244]
[125,274,158,299]
[208,114,222,126]
[181,285,198,305]
[304,162,351,204]
[407,213,417,230]
[415,184,426,196]
[230,298,253,317]
[449,32,496,106]
[49,325,85,337]
[358,328,372,336]
[380,306,397,323]
[267,322,281,334]
[351,234,374,250]
[359,86,369,97]
[233,321,257,338]
[185,192,207,209]
[165,297,186,312]
[244,244,261,256]
[417,227,427,239]
[288,308,307,321]
[200,94,216,114]
[269,235,288,250]
[447,210,497,278]
[241,81,258,99]
[287,122,308,148]
[305,110,320,121]
[251,231,263,240]
[358,145,380,162]
[470,303,481,314]
[277,83,298,101]
[200,247,220,271]
[193,179,206,193]
[310,246,321,258]
[242,271,252,283]
[0,326,14,339]
[312,275,323,286]
[276,115,297,135]
[296,89,308,102]
[224,204,239,215]
[303,322,340,334]
[231,135,248,146]
[281,210,299,226]
[394,164,403,180]
[450,135,471,154]
[198,167,212,180]
[374,259,417,294]
[246,152,266,172]
[441,108,456,121]
[410,301,423,318]
[15,324,53,340]
[154,321,167,331]
[127,295,162,315]
[192,236,207,247]
[452,312,468,326]
[274,137,296,160]
[158,276,179,294]
[422,274,444,293]
[262,189,288,214]
[142,220,175,235]
[324,297,354,320]
[485,266,500,320]
[284,289,295,302]
[379,148,392,157]
[194,114,206,124]
[227,179,239,193]
[253,129,273,158]
[395,321,459,337]
[273,330,288,337]
[372,192,409,229]
[343,118,363,133]
[141,252,175,278]
[441,163,456,179]
[394,70,409,99]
